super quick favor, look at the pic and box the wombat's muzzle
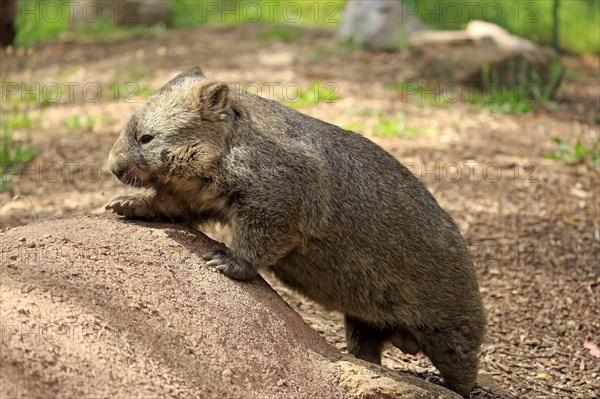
[107,151,138,185]
[110,165,126,181]
[108,152,151,187]
[109,164,147,187]
[108,151,125,180]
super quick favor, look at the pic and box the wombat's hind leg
[390,326,420,355]
[420,327,481,397]
[344,315,392,365]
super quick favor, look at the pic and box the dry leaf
[583,341,600,358]
[535,373,553,381]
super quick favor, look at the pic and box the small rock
[408,20,559,89]
[276,379,287,387]
[222,368,233,381]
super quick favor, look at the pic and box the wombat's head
[108,67,234,187]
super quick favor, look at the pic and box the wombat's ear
[192,82,230,114]
[161,67,205,90]
[175,66,205,79]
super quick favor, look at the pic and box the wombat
[106,67,486,396]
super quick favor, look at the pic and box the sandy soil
[0,215,337,398]
[0,215,460,399]
[1,24,599,398]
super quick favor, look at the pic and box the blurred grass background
[13,0,600,54]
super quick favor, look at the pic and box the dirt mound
[0,215,459,399]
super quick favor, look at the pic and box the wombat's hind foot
[203,249,258,280]
[344,315,392,365]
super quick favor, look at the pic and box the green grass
[1,71,40,192]
[170,0,345,28]
[371,113,433,138]
[390,82,454,107]
[468,84,537,114]
[13,1,599,54]
[307,43,350,59]
[132,84,155,99]
[62,114,116,130]
[4,111,41,129]
[14,1,70,47]
[257,25,301,43]
[529,58,564,107]
[113,65,149,81]
[467,59,564,114]
[12,0,600,54]
[541,138,600,166]
[62,115,99,130]
[281,81,340,109]
[15,0,167,47]
[15,0,345,48]
[391,62,562,114]
[105,82,154,102]
[0,116,39,193]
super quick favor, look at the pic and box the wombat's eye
[139,134,154,144]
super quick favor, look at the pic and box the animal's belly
[270,254,427,327]
[270,261,347,311]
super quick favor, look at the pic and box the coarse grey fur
[106,67,486,396]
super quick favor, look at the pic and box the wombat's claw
[105,195,155,219]
[202,250,257,280]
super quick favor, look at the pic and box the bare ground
[3,215,462,399]
[1,24,599,398]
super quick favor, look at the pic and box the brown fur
[106,67,486,396]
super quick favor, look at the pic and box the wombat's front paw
[202,249,257,280]
[105,194,157,220]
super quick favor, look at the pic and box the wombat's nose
[108,151,126,180]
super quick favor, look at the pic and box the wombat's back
[258,99,483,330]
